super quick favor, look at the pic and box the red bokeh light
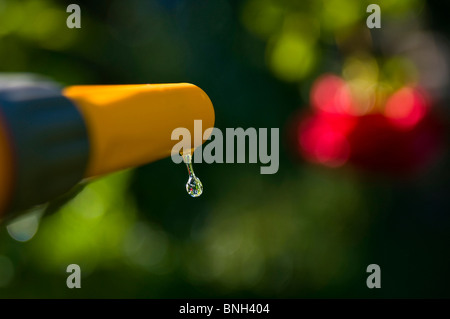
[292,74,444,176]
[384,87,429,129]
[310,74,355,115]
[298,114,351,167]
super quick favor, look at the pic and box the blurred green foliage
[0,0,449,298]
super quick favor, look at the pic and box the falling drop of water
[182,153,203,197]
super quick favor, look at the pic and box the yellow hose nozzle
[63,83,215,177]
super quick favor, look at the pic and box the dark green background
[0,0,449,298]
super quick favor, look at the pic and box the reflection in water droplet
[182,153,203,197]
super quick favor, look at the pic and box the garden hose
[0,81,214,219]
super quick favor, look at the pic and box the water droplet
[182,153,203,197]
